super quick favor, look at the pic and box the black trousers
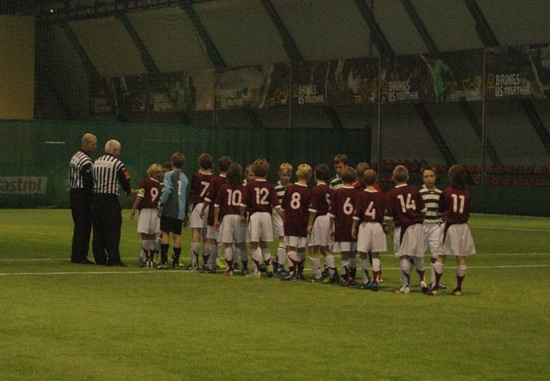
[92,194,122,265]
[70,189,93,262]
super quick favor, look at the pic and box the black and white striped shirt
[420,185,442,224]
[69,150,93,190]
[92,154,131,195]
[274,181,289,204]
[329,175,343,191]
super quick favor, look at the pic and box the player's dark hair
[393,165,409,183]
[362,169,377,186]
[171,153,185,169]
[333,154,348,166]
[218,156,232,172]
[341,167,356,183]
[314,164,331,182]
[198,153,214,170]
[448,164,466,190]
[226,163,243,184]
[252,158,270,178]
[421,165,437,176]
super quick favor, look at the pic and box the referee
[92,140,132,266]
[69,133,97,264]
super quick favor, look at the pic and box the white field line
[1,264,550,277]
[471,226,550,233]
[1,252,548,262]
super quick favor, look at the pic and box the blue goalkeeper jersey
[160,170,189,220]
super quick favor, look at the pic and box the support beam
[463,0,499,47]
[59,21,101,82]
[115,11,160,75]
[413,103,457,166]
[459,100,503,166]
[322,106,344,129]
[353,0,394,59]
[520,100,550,157]
[401,0,438,54]
[259,0,303,61]
[179,1,227,72]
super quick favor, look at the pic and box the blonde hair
[278,162,293,174]
[147,163,163,178]
[295,164,312,180]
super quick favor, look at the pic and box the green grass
[1,210,549,380]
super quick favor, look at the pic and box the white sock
[414,257,425,272]
[250,248,262,272]
[457,265,467,278]
[224,247,233,262]
[287,251,298,273]
[310,257,321,278]
[325,255,336,275]
[400,257,411,287]
[341,258,350,278]
[262,247,271,265]
[277,244,286,266]
[372,257,381,272]
[433,262,444,275]
[190,242,200,266]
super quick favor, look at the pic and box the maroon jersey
[282,183,311,237]
[204,175,227,225]
[328,186,358,242]
[308,183,332,219]
[190,171,213,210]
[439,187,471,224]
[354,189,386,224]
[244,179,280,216]
[385,184,426,226]
[215,183,247,220]
[138,178,162,209]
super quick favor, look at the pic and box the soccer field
[0,209,549,380]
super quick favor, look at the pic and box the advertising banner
[325,57,378,105]
[380,49,483,104]
[485,45,549,99]
[291,61,328,106]
[149,72,194,112]
[214,64,286,109]
[258,63,290,108]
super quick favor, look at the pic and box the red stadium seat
[515,165,525,175]
[513,178,525,187]
[500,178,511,186]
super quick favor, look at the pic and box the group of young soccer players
[131,152,476,296]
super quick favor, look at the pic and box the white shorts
[441,223,476,256]
[394,223,425,258]
[190,203,208,229]
[309,214,332,247]
[273,213,284,238]
[206,225,218,240]
[137,208,160,235]
[423,223,442,257]
[219,215,247,244]
[248,212,274,243]
[284,235,308,249]
[356,222,387,253]
[333,241,357,253]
